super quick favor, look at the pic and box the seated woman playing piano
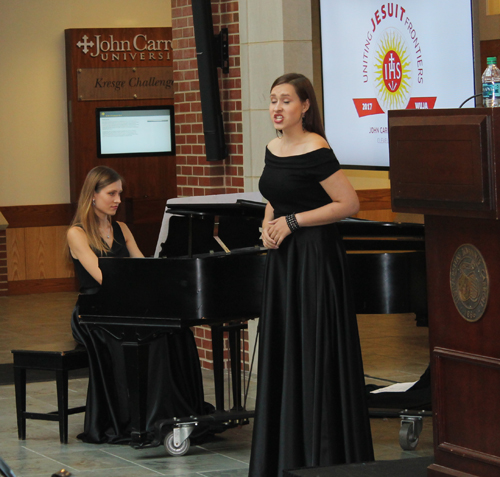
[67,166,206,444]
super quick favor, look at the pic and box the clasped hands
[262,216,291,249]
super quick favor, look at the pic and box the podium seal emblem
[450,244,489,322]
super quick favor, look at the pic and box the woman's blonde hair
[69,166,123,256]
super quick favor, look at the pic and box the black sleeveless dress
[71,222,206,444]
[248,148,374,476]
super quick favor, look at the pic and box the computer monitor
[96,105,175,158]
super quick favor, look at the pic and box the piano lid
[155,192,265,257]
[154,192,425,257]
[166,199,266,217]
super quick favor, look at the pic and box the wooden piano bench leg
[11,346,88,444]
[13,366,27,440]
[55,369,70,444]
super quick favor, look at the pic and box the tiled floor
[0,292,433,476]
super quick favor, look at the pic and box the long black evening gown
[70,221,206,444]
[249,148,374,476]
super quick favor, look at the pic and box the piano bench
[11,344,89,444]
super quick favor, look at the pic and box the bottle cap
[487,57,497,65]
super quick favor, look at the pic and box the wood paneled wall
[7,226,73,281]
[1,204,77,295]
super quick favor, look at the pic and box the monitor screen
[320,0,480,169]
[96,106,175,158]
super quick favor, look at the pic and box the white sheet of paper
[370,382,417,394]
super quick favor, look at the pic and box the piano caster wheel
[164,430,191,456]
[399,416,423,451]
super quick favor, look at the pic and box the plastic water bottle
[482,57,500,107]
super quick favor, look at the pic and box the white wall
[0,0,171,207]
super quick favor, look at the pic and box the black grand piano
[339,216,427,326]
[78,198,426,454]
[78,200,266,453]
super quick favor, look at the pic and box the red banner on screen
[406,97,437,109]
[353,98,385,117]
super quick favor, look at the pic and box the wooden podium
[389,108,500,477]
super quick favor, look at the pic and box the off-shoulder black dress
[71,221,206,444]
[249,148,373,476]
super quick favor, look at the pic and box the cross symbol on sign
[76,35,94,54]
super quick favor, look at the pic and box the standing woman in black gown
[249,74,374,476]
[68,166,206,444]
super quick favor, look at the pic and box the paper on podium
[370,382,417,394]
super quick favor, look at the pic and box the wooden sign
[66,28,173,102]
[66,28,173,67]
[77,66,174,100]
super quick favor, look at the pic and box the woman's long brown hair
[68,166,123,256]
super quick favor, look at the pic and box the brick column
[172,0,243,197]
[172,0,249,372]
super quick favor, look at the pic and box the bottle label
[483,83,500,99]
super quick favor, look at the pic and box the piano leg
[211,323,247,412]
[211,325,225,411]
[122,340,150,445]
[226,323,246,411]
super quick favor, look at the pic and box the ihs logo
[373,28,411,111]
